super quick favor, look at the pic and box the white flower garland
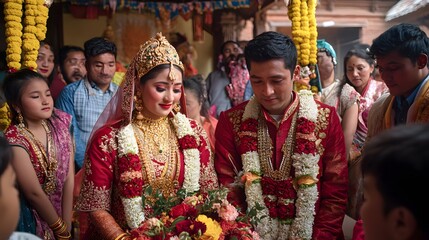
[117,112,201,229]
[171,112,201,193]
[242,90,320,239]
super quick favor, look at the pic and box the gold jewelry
[17,111,25,128]
[18,120,58,195]
[258,111,298,181]
[133,33,184,81]
[114,233,129,240]
[49,217,71,239]
[133,95,144,120]
[133,116,171,154]
[173,103,181,113]
[132,118,180,198]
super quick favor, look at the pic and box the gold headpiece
[134,32,184,81]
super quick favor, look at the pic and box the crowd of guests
[0,22,428,240]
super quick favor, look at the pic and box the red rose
[278,203,295,220]
[120,178,143,198]
[277,179,297,199]
[117,156,129,173]
[192,221,207,235]
[239,135,257,153]
[295,138,317,154]
[175,219,192,234]
[170,203,194,218]
[296,117,316,134]
[261,177,277,195]
[130,155,143,170]
[178,135,198,149]
[268,206,278,218]
[175,220,206,236]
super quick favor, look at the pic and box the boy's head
[369,23,429,96]
[360,124,429,240]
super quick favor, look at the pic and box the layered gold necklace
[133,116,180,197]
[257,112,297,181]
[18,120,58,195]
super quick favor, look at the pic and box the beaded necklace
[18,120,57,195]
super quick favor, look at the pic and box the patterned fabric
[5,109,72,239]
[206,61,250,118]
[354,79,388,148]
[214,92,348,239]
[55,79,118,168]
[201,115,218,152]
[321,79,359,120]
[206,70,233,118]
[226,57,249,107]
[75,120,219,239]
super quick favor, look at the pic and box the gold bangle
[114,233,128,240]
[49,217,62,229]
[56,231,71,240]
[52,221,66,232]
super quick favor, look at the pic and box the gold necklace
[132,119,180,198]
[18,120,58,195]
[258,111,297,180]
[133,116,171,155]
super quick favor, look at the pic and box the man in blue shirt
[56,37,118,171]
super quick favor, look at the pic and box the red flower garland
[261,177,297,221]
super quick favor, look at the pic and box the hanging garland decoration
[4,0,24,71]
[4,0,52,71]
[288,0,319,93]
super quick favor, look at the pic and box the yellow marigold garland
[289,0,319,92]
[4,0,50,71]
[308,0,318,65]
[4,0,24,71]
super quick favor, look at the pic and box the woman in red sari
[3,69,74,240]
[75,33,218,240]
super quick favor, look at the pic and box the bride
[75,33,218,240]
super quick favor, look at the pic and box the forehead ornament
[134,32,184,82]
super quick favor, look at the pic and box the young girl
[3,69,74,240]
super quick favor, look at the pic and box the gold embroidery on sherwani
[228,109,245,143]
[315,104,330,155]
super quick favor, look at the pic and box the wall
[62,13,213,78]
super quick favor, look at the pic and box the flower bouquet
[129,187,260,240]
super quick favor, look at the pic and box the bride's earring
[134,96,144,120]
[173,103,181,113]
